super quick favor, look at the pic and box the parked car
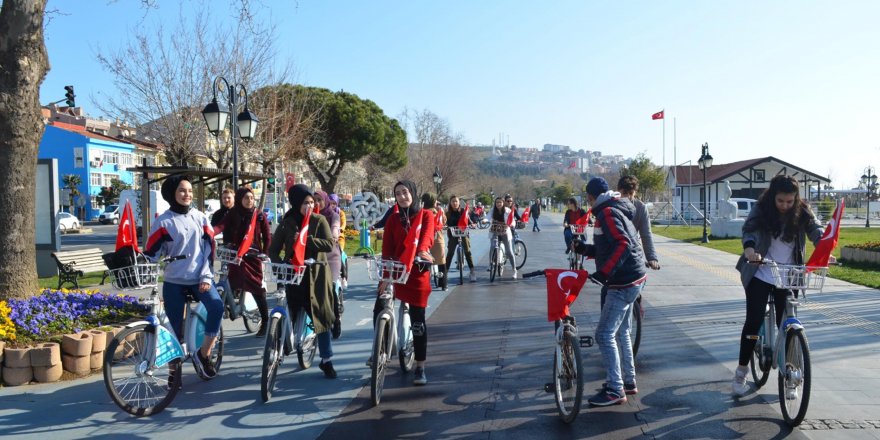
[730,198,757,218]
[57,212,81,233]
[98,204,120,224]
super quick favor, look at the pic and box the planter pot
[33,363,63,383]
[841,247,880,265]
[0,340,5,365]
[61,353,90,376]
[89,351,104,370]
[2,366,33,386]
[61,332,93,357]
[88,330,107,353]
[4,346,32,368]
[29,342,61,367]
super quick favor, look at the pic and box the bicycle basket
[569,224,591,236]
[375,258,410,284]
[768,264,828,291]
[268,263,307,286]
[215,246,241,265]
[449,226,469,237]
[515,221,526,230]
[489,224,509,235]
[109,263,160,290]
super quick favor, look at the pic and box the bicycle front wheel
[631,297,643,359]
[371,317,392,406]
[554,332,584,423]
[260,316,284,402]
[489,248,498,283]
[749,324,771,388]
[514,240,527,270]
[779,328,811,426]
[103,324,182,416]
[457,246,464,285]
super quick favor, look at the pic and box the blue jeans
[563,227,573,249]
[163,281,224,339]
[532,216,540,230]
[595,283,642,393]
[291,305,333,359]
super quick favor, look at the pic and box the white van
[729,198,757,218]
[118,189,171,234]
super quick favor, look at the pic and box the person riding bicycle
[571,177,646,406]
[214,186,272,337]
[314,190,344,340]
[562,198,589,254]
[268,184,339,379]
[329,194,349,291]
[422,193,447,291]
[490,196,519,279]
[444,195,477,282]
[145,175,223,379]
[731,175,825,396]
[504,195,522,239]
[376,180,435,385]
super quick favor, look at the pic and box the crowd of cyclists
[142,172,824,414]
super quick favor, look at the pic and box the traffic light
[266,177,275,192]
[64,85,76,107]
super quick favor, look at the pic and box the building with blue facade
[39,123,136,220]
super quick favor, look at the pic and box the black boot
[255,294,269,337]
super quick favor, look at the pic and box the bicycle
[747,259,828,426]
[102,256,225,416]
[488,224,509,282]
[513,221,528,270]
[364,256,423,406]
[260,259,322,402]
[447,226,471,285]
[215,245,266,333]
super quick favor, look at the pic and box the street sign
[75,194,89,207]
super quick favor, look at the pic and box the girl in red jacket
[377,180,435,385]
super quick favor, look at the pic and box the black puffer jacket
[576,191,646,286]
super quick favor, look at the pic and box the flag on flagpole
[290,213,310,265]
[237,209,259,260]
[546,269,589,321]
[652,110,664,120]
[458,203,469,228]
[805,199,845,269]
[399,210,425,274]
[115,201,140,253]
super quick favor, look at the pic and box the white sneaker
[513,270,519,280]
[469,270,476,282]
[731,371,749,396]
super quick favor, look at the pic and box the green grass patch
[653,225,880,288]
[343,236,382,257]
[38,272,109,289]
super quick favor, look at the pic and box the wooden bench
[50,248,109,289]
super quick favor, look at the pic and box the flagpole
[662,112,666,169]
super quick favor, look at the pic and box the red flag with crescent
[399,210,425,273]
[652,110,664,120]
[521,206,531,223]
[285,173,296,191]
[237,208,259,260]
[545,269,589,321]
[506,209,515,227]
[291,214,310,265]
[115,201,140,253]
[574,209,592,226]
[806,199,844,269]
[458,203,470,228]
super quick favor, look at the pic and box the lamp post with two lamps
[861,167,878,228]
[432,166,443,196]
[698,142,713,243]
[201,76,259,189]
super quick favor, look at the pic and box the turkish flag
[521,206,531,223]
[290,213,310,266]
[506,209,515,227]
[237,209,259,260]
[285,173,296,191]
[545,269,589,321]
[652,110,664,120]
[115,201,140,253]
[806,199,844,269]
[399,210,426,273]
[568,161,577,169]
[574,209,592,226]
[458,203,469,228]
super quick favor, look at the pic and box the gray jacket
[734,203,823,288]
[628,198,657,262]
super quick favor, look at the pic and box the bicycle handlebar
[163,255,187,263]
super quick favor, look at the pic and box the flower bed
[841,244,880,265]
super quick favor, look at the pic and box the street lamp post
[697,142,713,243]
[201,76,259,189]
[861,166,878,227]
[432,166,443,196]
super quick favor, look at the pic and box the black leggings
[373,299,427,362]
[738,278,789,366]
[445,236,475,271]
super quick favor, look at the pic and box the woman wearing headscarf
[315,190,344,339]
[377,180,435,385]
[421,192,447,291]
[145,175,223,379]
[215,186,272,336]
[268,184,339,378]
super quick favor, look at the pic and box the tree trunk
[0,0,49,300]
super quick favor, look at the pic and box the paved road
[4,214,880,439]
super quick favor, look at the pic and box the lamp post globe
[698,142,713,243]
[861,167,878,228]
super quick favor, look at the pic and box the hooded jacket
[577,190,646,286]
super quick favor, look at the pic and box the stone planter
[33,363,63,383]
[840,247,880,265]
[4,346,32,368]
[88,329,107,353]
[29,342,61,367]
[61,353,90,376]
[89,351,103,370]
[61,332,93,357]
[2,365,33,386]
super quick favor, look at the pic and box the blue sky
[41,1,880,190]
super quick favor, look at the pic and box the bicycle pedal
[544,382,556,393]
[580,336,594,347]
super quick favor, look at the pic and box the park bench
[50,248,109,290]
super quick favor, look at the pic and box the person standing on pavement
[530,199,542,231]
[572,177,646,406]
[422,192,447,291]
[269,184,339,378]
[210,187,235,227]
[444,195,477,282]
[731,175,825,396]
[377,180,435,385]
[145,175,223,379]
[214,187,272,337]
